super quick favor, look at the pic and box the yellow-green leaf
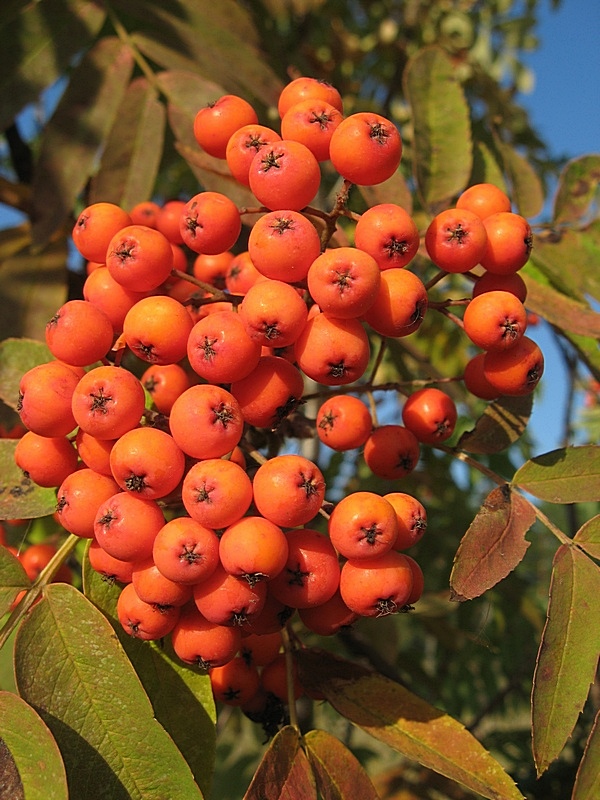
[512,445,600,503]
[574,515,600,559]
[522,273,600,337]
[553,155,600,226]
[496,142,544,219]
[296,648,525,800]
[573,708,600,800]
[532,546,600,775]
[0,691,68,800]
[0,440,57,521]
[404,46,472,212]
[0,338,52,410]
[450,485,535,601]
[0,544,30,618]
[14,583,204,800]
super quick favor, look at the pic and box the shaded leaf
[0,691,68,800]
[174,142,259,209]
[470,141,508,194]
[0,440,57,521]
[296,648,525,800]
[31,37,134,248]
[457,394,533,455]
[0,735,23,800]
[562,330,600,384]
[450,485,535,601]
[304,729,378,800]
[573,707,600,800]
[522,273,600,337]
[243,725,316,800]
[0,0,106,130]
[15,583,204,800]
[512,446,600,503]
[553,155,600,226]
[496,142,544,219]
[574,515,600,559]
[90,77,165,210]
[532,546,600,775]
[531,222,600,305]
[0,238,68,341]
[82,554,216,798]
[0,544,30,618]
[404,46,472,212]
[357,170,413,215]
[0,224,31,260]
[0,338,52,410]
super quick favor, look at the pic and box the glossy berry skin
[425,208,487,273]
[329,112,402,185]
[328,491,399,561]
[339,550,414,617]
[480,212,533,275]
[401,388,458,445]
[248,140,321,212]
[463,290,528,352]
[193,94,258,159]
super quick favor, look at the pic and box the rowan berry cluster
[13,75,543,717]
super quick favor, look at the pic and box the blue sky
[513,0,599,454]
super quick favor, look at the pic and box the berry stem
[281,624,300,732]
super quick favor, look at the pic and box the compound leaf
[243,725,316,800]
[457,394,533,454]
[404,46,472,213]
[532,546,600,775]
[450,485,535,601]
[512,446,600,503]
[304,729,379,800]
[14,583,204,800]
[0,691,68,800]
[31,37,134,248]
[90,77,165,210]
[296,649,524,800]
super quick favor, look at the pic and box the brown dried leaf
[304,729,378,800]
[457,394,533,455]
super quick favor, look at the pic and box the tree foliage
[0,2,599,799]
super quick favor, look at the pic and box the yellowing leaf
[0,691,68,800]
[243,725,316,800]
[457,394,533,455]
[450,485,535,601]
[573,708,600,800]
[574,516,600,560]
[522,274,600,337]
[496,142,544,219]
[532,546,600,775]
[296,649,525,800]
[512,446,600,503]
[404,46,472,212]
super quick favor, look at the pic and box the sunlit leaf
[0,544,30,617]
[0,338,52,409]
[553,155,600,226]
[573,516,600,560]
[304,729,378,800]
[90,77,165,210]
[296,649,525,800]
[532,546,600,775]
[0,691,68,800]
[0,0,106,130]
[457,394,533,454]
[531,222,600,305]
[404,46,472,212]
[522,273,600,337]
[15,583,204,800]
[496,142,544,219]
[0,238,68,341]
[450,485,535,601]
[470,141,508,194]
[563,331,600,384]
[31,37,134,248]
[243,725,316,800]
[0,440,57,521]
[573,707,600,800]
[83,555,216,797]
[512,446,600,503]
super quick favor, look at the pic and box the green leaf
[0,440,57,521]
[0,0,106,130]
[522,273,600,337]
[553,155,600,226]
[512,445,600,503]
[31,37,134,248]
[0,691,68,800]
[403,46,472,212]
[531,222,600,306]
[532,546,600,775]
[574,516,600,560]
[82,554,216,797]
[296,649,525,800]
[449,485,535,601]
[357,171,413,215]
[573,708,600,800]
[243,725,316,800]
[0,237,69,341]
[0,544,30,618]
[89,77,166,211]
[496,142,544,219]
[304,729,378,800]
[563,331,600,384]
[0,338,52,410]
[470,141,508,194]
[457,394,533,455]
[14,583,204,800]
